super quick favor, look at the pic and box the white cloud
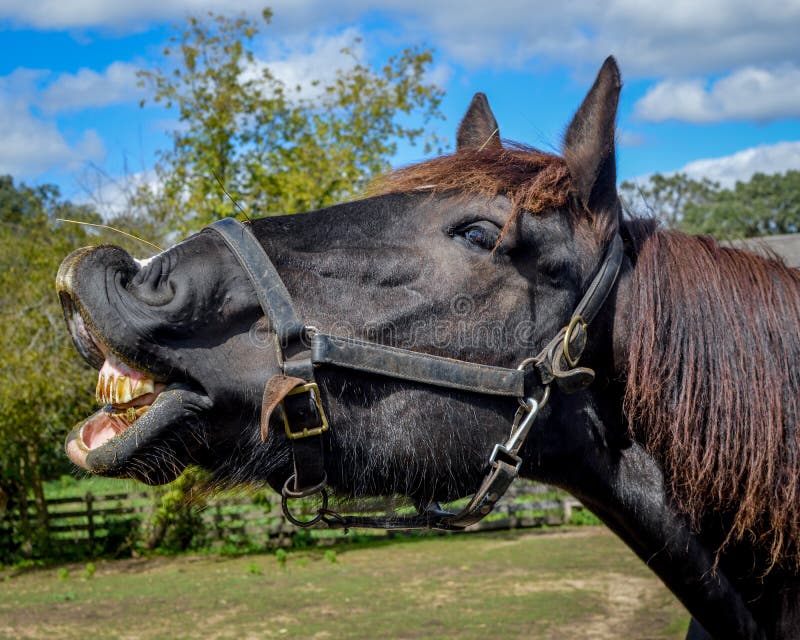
[0,60,146,178]
[0,71,106,178]
[39,61,143,113]
[616,128,646,147]
[678,141,800,187]
[0,0,264,31]
[246,29,365,101]
[0,104,105,178]
[74,167,158,218]
[635,65,800,123]
[241,28,451,102]
[425,62,453,90]
[625,141,800,193]
[2,0,798,78]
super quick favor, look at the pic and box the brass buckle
[562,315,588,369]
[281,382,329,440]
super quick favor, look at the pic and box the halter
[207,217,624,531]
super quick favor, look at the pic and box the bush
[140,468,211,553]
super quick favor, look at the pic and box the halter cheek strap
[206,217,624,531]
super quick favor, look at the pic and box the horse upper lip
[58,287,169,383]
[58,291,106,369]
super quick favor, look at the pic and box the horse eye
[459,222,500,252]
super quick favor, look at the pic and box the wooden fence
[3,481,585,558]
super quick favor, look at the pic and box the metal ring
[536,385,551,409]
[282,472,328,499]
[518,384,551,411]
[562,315,587,369]
[516,356,545,409]
[281,478,329,528]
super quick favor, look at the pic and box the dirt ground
[0,527,689,639]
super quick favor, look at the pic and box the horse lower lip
[80,405,152,452]
[65,383,213,480]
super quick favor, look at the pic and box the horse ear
[563,56,621,213]
[457,93,501,151]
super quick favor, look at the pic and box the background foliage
[0,177,98,557]
[620,170,800,239]
[133,9,444,236]
[1,6,799,564]
[0,6,444,563]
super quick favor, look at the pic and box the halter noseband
[207,217,624,531]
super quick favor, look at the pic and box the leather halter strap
[206,217,306,350]
[310,334,524,397]
[206,217,624,531]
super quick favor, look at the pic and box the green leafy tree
[621,171,800,240]
[620,173,719,229]
[681,171,800,239]
[135,8,445,235]
[0,176,99,558]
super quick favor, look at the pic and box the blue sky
[1,0,798,214]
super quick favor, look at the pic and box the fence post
[561,497,572,524]
[86,492,95,557]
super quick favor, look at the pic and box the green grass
[0,527,689,640]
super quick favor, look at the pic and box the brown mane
[625,222,800,571]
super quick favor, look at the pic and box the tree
[620,170,800,240]
[619,173,719,229]
[681,171,800,239]
[0,177,100,557]
[134,9,445,235]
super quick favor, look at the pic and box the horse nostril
[128,254,177,306]
[133,279,176,307]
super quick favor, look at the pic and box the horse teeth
[136,379,155,397]
[95,372,156,406]
[115,378,125,403]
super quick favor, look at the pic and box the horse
[55,56,800,639]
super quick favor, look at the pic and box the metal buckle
[563,314,588,368]
[280,382,329,440]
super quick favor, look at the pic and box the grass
[0,527,690,640]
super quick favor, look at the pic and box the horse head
[58,58,624,495]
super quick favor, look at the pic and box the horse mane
[624,220,800,571]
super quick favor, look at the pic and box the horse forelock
[623,220,800,572]
[374,144,617,246]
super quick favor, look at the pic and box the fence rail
[3,481,586,558]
